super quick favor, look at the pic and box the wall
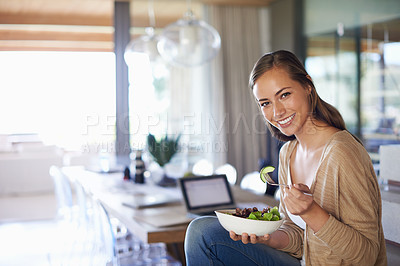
[269,0,304,61]
[305,0,400,36]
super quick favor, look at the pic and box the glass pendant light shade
[158,11,221,67]
[124,27,163,66]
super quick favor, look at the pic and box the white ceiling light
[124,0,163,67]
[157,1,221,67]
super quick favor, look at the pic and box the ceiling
[0,0,275,52]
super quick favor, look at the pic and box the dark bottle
[134,150,145,184]
[123,166,131,181]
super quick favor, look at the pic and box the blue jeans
[184,216,301,266]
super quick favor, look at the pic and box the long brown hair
[249,50,347,142]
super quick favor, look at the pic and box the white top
[287,209,306,230]
[286,163,306,230]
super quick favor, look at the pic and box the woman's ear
[305,75,313,94]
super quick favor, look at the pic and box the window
[127,52,170,150]
[305,18,400,163]
[0,51,116,151]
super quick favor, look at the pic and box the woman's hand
[284,183,330,233]
[283,183,313,216]
[229,231,271,244]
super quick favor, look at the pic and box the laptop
[178,174,236,218]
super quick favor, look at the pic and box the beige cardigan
[277,130,387,265]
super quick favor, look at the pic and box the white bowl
[215,209,284,236]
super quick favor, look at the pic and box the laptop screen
[179,175,234,211]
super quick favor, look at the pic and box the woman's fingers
[230,231,270,244]
[283,184,314,215]
[284,184,312,199]
[293,183,311,194]
[293,183,313,196]
[229,231,250,243]
[229,231,240,240]
[241,233,250,244]
[250,234,258,244]
[229,231,253,244]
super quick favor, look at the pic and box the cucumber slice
[260,166,275,183]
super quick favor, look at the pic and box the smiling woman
[0,51,116,151]
[184,50,387,266]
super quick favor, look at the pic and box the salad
[232,206,281,221]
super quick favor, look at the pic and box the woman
[184,50,387,265]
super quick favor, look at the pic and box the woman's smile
[276,113,296,128]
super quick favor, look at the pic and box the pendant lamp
[124,0,163,67]
[157,2,221,67]
[124,27,162,66]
